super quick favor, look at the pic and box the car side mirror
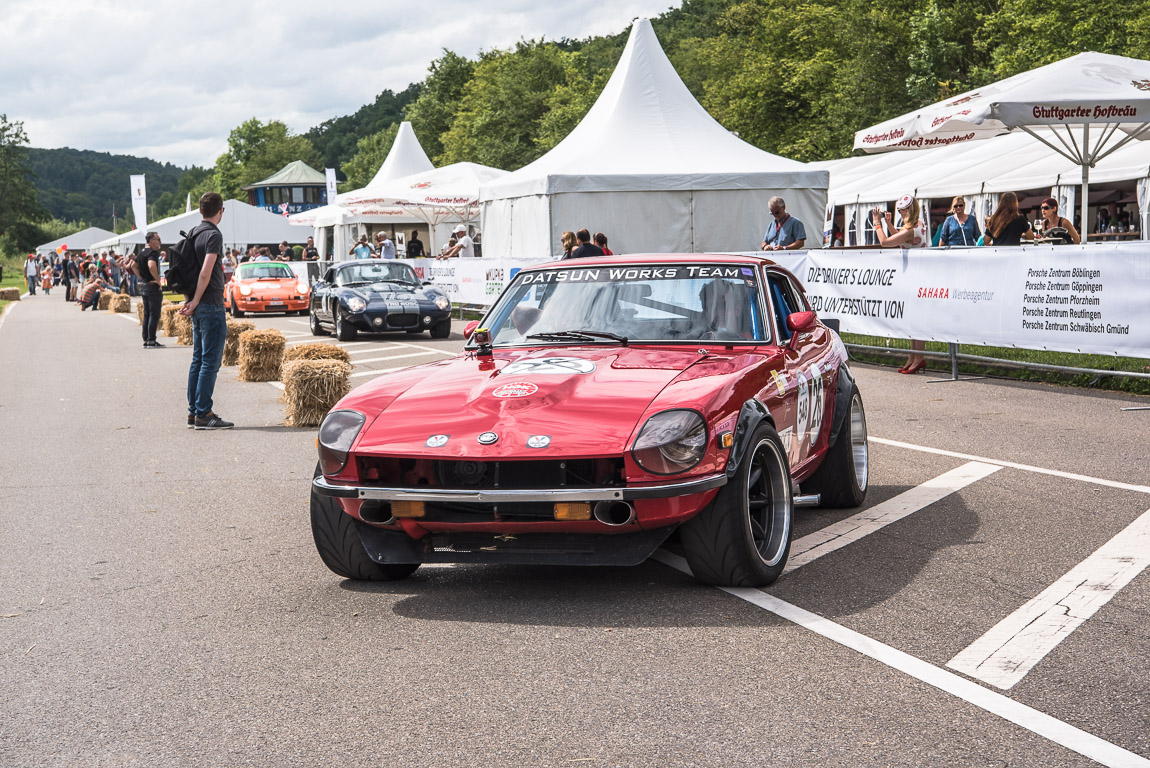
[785,311,818,350]
[463,320,480,340]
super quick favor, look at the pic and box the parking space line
[651,551,1150,768]
[353,351,444,365]
[287,319,310,326]
[347,345,407,356]
[284,339,370,347]
[948,506,1150,690]
[871,437,1150,495]
[786,461,1001,574]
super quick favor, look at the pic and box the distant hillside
[25,147,184,230]
[305,83,422,171]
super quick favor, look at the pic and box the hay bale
[0,287,20,302]
[110,294,131,313]
[238,329,286,382]
[98,292,113,310]
[223,320,255,366]
[282,359,352,427]
[173,313,194,345]
[136,299,144,325]
[282,342,352,365]
[160,304,181,336]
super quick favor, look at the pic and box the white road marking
[115,313,137,323]
[347,345,409,356]
[786,461,1001,573]
[269,382,285,391]
[287,319,310,326]
[350,364,419,378]
[279,331,310,338]
[284,339,370,347]
[353,351,444,365]
[652,551,1150,768]
[872,436,1150,495]
[948,506,1150,690]
[0,302,16,336]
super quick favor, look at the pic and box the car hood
[354,346,710,458]
[345,282,426,301]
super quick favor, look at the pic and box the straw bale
[160,304,181,336]
[282,342,352,365]
[0,287,20,301]
[238,329,286,381]
[223,320,255,366]
[98,292,113,310]
[110,294,131,313]
[174,313,194,345]
[282,359,352,427]
[136,299,144,325]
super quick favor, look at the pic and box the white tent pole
[1081,123,1091,235]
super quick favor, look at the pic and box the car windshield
[336,263,418,286]
[238,264,294,280]
[482,263,768,345]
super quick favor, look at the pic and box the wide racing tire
[229,295,244,318]
[309,307,329,336]
[430,317,452,339]
[335,307,358,341]
[310,465,419,581]
[803,388,868,508]
[680,422,793,587]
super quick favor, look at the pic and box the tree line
[3,0,1147,257]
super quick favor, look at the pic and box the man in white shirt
[377,232,396,259]
[24,254,39,295]
[441,225,475,259]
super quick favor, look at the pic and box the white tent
[88,199,301,254]
[480,18,828,259]
[289,121,436,258]
[853,51,1150,231]
[35,226,116,257]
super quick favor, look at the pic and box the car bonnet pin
[477,431,499,445]
[426,434,449,447]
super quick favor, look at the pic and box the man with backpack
[176,193,233,430]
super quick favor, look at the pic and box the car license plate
[267,301,284,307]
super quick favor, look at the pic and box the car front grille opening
[357,456,624,490]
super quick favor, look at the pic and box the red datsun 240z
[310,254,869,587]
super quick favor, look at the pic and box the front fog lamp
[346,297,367,313]
[317,410,366,475]
[632,409,707,475]
[434,296,450,311]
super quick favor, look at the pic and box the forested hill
[305,84,423,170]
[25,147,183,231]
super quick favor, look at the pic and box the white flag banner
[765,245,1148,358]
[130,174,147,230]
[325,168,338,206]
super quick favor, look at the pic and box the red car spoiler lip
[312,473,727,502]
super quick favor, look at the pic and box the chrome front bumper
[312,474,727,503]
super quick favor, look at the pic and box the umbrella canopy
[854,51,1150,228]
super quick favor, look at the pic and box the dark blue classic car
[309,261,453,340]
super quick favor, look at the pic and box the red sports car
[310,254,869,587]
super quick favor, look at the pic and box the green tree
[341,123,400,189]
[212,119,322,200]
[405,50,476,163]
[0,114,47,252]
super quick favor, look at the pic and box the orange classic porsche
[226,261,311,317]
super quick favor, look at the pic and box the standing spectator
[985,192,1033,246]
[871,194,928,374]
[178,192,233,430]
[594,232,613,255]
[760,197,807,251]
[406,231,424,259]
[377,231,396,259]
[255,247,272,262]
[23,254,38,295]
[277,241,293,261]
[303,236,320,260]
[349,234,374,260]
[59,254,74,302]
[560,231,577,259]
[937,196,981,247]
[221,250,235,283]
[1037,197,1081,244]
[442,225,475,259]
[570,228,604,258]
[137,232,165,348]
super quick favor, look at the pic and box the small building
[244,160,328,216]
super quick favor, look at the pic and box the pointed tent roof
[244,160,327,189]
[482,18,823,200]
[357,121,434,194]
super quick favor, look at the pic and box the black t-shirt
[193,222,226,304]
[304,246,319,260]
[571,243,605,258]
[136,247,160,284]
[407,238,424,259]
[991,215,1031,246]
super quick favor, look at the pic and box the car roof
[518,253,782,271]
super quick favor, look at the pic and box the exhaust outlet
[359,500,395,525]
[593,500,635,526]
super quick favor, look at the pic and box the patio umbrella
[853,51,1150,230]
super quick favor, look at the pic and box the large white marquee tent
[479,18,829,259]
[35,226,116,257]
[88,200,300,254]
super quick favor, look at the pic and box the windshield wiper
[526,329,629,345]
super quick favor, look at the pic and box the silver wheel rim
[746,437,792,567]
[850,394,869,491]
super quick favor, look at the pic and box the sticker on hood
[501,357,595,376]
[492,381,538,398]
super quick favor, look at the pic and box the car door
[317,268,336,319]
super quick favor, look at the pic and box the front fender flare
[726,398,775,480]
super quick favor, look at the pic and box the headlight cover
[317,409,366,475]
[434,295,450,311]
[346,296,367,313]
[632,409,708,475]
[239,284,252,296]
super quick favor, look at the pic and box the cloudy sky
[2,0,674,168]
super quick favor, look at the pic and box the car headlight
[346,296,367,313]
[297,282,309,294]
[632,409,708,475]
[317,409,366,476]
[239,284,252,296]
[434,295,450,311]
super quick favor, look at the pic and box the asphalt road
[2,294,1148,767]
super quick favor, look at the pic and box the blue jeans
[26,275,36,295]
[187,304,227,418]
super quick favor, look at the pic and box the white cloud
[1,0,674,167]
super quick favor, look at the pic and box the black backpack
[165,223,206,296]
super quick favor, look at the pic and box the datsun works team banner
[764,244,1149,358]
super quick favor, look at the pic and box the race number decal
[795,372,810,450]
